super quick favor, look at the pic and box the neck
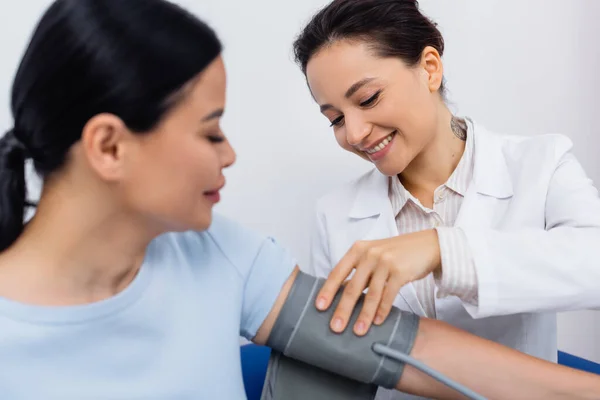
[0,180,158,305]
[400,106,466,194]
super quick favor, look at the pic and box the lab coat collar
[349,168,389,219]
[348,120,513,219]
[470,120,514,199]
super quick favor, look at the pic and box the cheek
[161,146,219,199]
[124,143,219,224]
[385,90,437,147]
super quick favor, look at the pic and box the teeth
[366,133,394,154]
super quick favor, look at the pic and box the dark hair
[293,0,445,89]
[0,0,222,252]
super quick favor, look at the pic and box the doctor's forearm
[397,318,600,400]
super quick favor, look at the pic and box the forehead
[190,57,226,106]
[173,56,227,115]
[305,41,408,103]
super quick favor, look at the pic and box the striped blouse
[389,119,477,318]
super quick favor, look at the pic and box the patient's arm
[401,318,600,399]
[253,267,298,345]
[255,267,600,400]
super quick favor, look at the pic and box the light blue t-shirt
[0,214,296,399]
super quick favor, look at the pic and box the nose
[345,114,372,147]
[221,139,236,169]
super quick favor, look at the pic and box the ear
[80,113,130,182]
[419,46,444,93]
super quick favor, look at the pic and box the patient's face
[120,57,236,232]
[305,40,442,177]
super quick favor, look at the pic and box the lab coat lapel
[455,122,514,228]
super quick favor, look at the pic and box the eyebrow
[319,77,376,113]
[202,108,224,122]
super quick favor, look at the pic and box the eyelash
[360,91,381,107]
[208,135,225,143]
[330,116,344,127]
[329,91,382,127]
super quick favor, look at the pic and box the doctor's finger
[374,273,407,325]
[330,261,374,333]
[354,265,388,336]
[315,246,361,311]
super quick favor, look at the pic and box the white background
[1,0,599,362]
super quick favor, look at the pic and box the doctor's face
[306,40,443,177]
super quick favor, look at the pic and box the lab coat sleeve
[461,152,600,318]
[307,207,333,279]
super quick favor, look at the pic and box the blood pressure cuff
[261,270,420,399]
[260,351,379,400]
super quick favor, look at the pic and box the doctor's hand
[316,229,441,336]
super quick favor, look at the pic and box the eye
[208,135,225,143]
[329,115,344,127]
[360,91,381,107]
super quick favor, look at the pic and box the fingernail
[355,321,366,335]
[316,297,327,310]
[374,315,384,325]
[332,317,344,332]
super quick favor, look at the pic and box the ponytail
[0,129,29,252]
[0,0,225,252]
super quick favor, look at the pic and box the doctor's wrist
[423,228,442,275]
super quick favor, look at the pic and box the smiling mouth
[365,131,396,154]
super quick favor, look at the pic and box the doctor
[293,0,600,397]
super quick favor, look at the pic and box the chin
[373,160,408,177]
[190,213,213,232]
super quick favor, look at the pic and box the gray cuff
[267,271,420,389]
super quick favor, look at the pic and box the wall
[1,0,598,362]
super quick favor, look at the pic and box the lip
[204,191,221,203]
[204,180,225,203]
[360,132,396,152]
[362,131,396,162]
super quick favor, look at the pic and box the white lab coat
[308,121,600,396]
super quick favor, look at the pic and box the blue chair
[558,351,600,375]
[240,344,271,400]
